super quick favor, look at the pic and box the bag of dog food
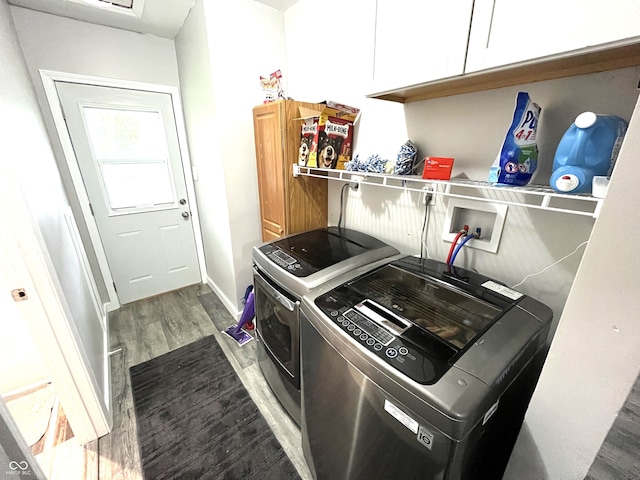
[489,92,541,186]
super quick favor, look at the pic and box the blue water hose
[449,235,475,266]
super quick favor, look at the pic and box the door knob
[182,211,190,219]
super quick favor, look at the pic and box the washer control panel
[316,293,444,384]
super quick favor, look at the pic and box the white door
[56,83,201,304]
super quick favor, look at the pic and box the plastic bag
[489,92,541,186]
[260,69,285,103]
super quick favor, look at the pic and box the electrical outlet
[442,198,507,253]
[422,186,435,205]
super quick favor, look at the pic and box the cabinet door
[466,0,640,73]
[253,102,286,240]
[372,0,474,93]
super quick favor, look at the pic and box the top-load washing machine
[300,255,553,480]
[252,227,400,426]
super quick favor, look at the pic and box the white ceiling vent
[68,0,144,18]
[101,0,133,8]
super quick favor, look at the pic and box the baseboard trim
[205,277,243,321]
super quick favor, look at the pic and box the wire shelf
[293,165,603,218]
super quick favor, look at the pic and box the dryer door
[254,269,300,387]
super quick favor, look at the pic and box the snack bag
[259,69,285,104]
[489,92,541,186]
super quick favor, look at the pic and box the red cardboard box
[422,157,454,180]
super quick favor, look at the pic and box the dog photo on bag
[317,131,344,169]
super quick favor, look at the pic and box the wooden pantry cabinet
[252,99,327,241]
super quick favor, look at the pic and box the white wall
[282,0,639,327]
[10,6,184,306]
[0,269,46,393]
[204,0,288,313]
[177,0,288,315]
[284,0,407,160]
[283,1,640,478]
[504,95,640,480]
[1,0,108,432]
[0,3,46,395]
[9,4,189,388]
[175,0,237,313]
[10,6,180,86]
[339,67,638,324]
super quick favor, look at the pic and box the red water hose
[446,228,468,264]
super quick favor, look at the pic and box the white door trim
[0,171,111,444]
[39,70,208,310]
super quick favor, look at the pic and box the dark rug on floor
[130,335,300,480]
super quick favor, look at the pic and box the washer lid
[267,227,390,275]
[347,264,503,351]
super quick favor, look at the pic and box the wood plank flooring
[585,371,640,480]
[99,283,310,480]
[25,284,309,479]
[24,282,640,480]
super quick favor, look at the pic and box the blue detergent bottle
[550,112,627,194]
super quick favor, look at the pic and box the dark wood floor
[25,283,639,480]
[30,284,309,479]
[585,371,640,480]
[100,283,309,480]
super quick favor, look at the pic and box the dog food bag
[305,102,359,169]
[297,118,317,166]
[488,92,541,186]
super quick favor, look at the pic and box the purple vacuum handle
[235,291,255,333]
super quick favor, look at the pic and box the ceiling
[7,0,299,38]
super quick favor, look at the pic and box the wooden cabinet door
[253,102,286,240]
[372,0,474,93]
[466,0,640,73]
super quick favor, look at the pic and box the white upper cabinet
[466,0,640,73]
[371,0,474,94]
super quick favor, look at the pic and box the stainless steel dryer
[252,227,400,426]
[301,256,553,480]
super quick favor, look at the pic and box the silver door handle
[253,268,299,312]
[182,211,190,219]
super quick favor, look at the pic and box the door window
[81,106,176,213]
